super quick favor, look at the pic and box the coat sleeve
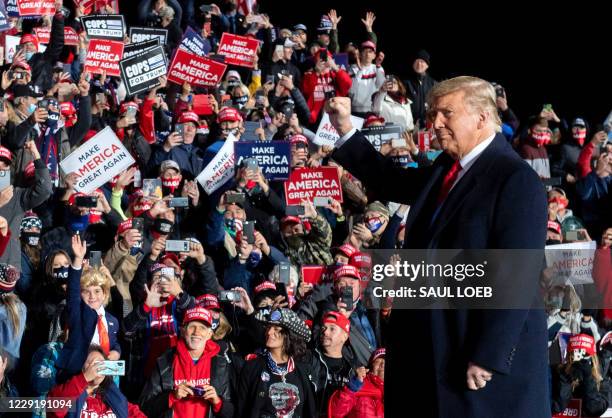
[0,229,10,258]
[6,118,35,151]
[138,361,170,418]
[20,159,53,211]
[577,141,595,179]
[47,373,88,418]
[139,98,156,144]
[332,130,439,205]
[43,13,65,64]
[68,95,92,147]
[328,386,358,418]
[65,266,83,330]
[334,69,352,97]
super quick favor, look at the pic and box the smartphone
[143,178,162,199]
[226,193,245,205]
[0,99,4,112]
[278,262,291,285]
[255,91,265,108]
[132,217,144,233]
[218,290,241,302]
[275,282,289,301]
[38,99,50,109]
[89,250,102,268]
[341,286,353,311]
[75,195,98,208]
[125,106,137,119]
[265,74,275,85]
[313,197,331,207]
[222,99,233,108]
[12,72,24,80]
[495,86,505,98]
[59,6,70,18]
[543,104,553,112]
[98,360,125,376]
[285,205,305,216]
[175,123,185,139]
[0,170,10,191]
[165,240,190,252]
[565,231,579,241]
[245,158,258,171]
[391,139,407,148]
[324,90,336,100]
[319,50,328,62]
[199,4,213,13]
[243,221,255,244]
[133,169,142,188]
[168,197,189,208]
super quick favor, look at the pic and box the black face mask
[546,239,562,246]
[52,266,70,283]
[22,231,40,246]
[154,218,174,235]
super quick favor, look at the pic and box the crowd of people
[0,0,609,417]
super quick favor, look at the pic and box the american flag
[236,0,257,15]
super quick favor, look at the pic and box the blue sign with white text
[234,141,291,180]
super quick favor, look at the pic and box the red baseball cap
[117,218,133,235]
[333,265,361,282]
[183,307,213,327]
[20,34,39,51]
[281,216,301,227]
[323,310,350,334]
[568,333,596,356]
[196,294,221,311]
[217,107,243,123]
[289,134,309,146]
[547,221,561,235]
[369,347,386,365]
[364,114,385,127]
[178,111,199,125]
[12,61,32,72]
[254,281,277,295]
[120,101,138,115]
[360,40,377,52]
[0,146,13,164]
[333,243,358,259]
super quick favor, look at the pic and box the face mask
[232,95,248,109]
[46,110,60,130]
[161,176,181,193]
[22,232,40,246]
[366,217,384,233]
[546,239,562,246]
[27,103,37,115]
[154,218,174,235]
[573,129,587,146]
[531,130,552,147]
[52,266,70,282]
[25,51,34,60]
[285,235,303,248]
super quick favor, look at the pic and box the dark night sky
[258,0,610,128]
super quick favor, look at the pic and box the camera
[319,50,328,62]
[192,386,205,396]
[324,90,336,100]
[75,195,98,208]
[226,192,245,205]
[218,290,241,302]
[285,205,305,216]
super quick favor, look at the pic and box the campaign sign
[82,15,125,40]
[552,398,581,418]
[0,2,10,31]
[129,27,168,45]
[333,53,349,71]
[17,0,55,16]
[313,113,364,147]
[301,266,327,286]
[74,0,95,15]
[6,0,19,17]
[234,142,291,180]
[361,124,403,151]
[167,48,227,88]
[60,126,135,194]
[545,241,596,285]
[217,33,258,68]
[119,46,167,96]
[122,39,159,59]
[196,134,238,194]
[84,39,123,76]
[34,27,79,45]
[284,167,343,205]
[178,26,211,56]
[5,35,20,62]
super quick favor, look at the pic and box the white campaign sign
[196,134,239,194]
[313,113,364,147]
[59,126,135,194]
[545,241,597,285]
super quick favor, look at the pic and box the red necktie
[437,160,462,205]
[97,315,110,355]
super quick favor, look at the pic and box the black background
[256,0,610,128]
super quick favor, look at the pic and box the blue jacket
[150,143,205,178]
[56,267,121,375]
[576,171,611,223]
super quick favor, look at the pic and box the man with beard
[140,307,234,418]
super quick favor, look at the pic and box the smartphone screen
[243,221,255,244]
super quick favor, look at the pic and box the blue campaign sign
[0,2,10,31]
[179,26,212,56]
[234,141,291,180]
[5,0,18,18]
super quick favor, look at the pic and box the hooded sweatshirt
[169,338,223,418]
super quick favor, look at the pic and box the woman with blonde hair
[0,263,26,363]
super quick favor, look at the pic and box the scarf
[170,338,220,418]
[36,126,60,185]
[265,350,295,382]
[144,298,179,376]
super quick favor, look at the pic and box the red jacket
[0,229,11,258]
[577,140,596,178]
[48,373,145,418]
[328,374,384,418]
[301,69,352,124]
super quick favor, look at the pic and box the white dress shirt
[91,306,108,347]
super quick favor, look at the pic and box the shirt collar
[96,306,106,316]
[459,133,496,170]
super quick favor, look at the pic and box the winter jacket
[348,64,385,114]
[235,355,316,418]
[150,143,205,179]
[302,69,352,125]
[576,171,611,224]
[28,13,65,92]
[0,159,52,272]
[551,140,584,179]
[518,141,551,178]
[280,214,333,267]
[268,60,302,88]
[48,373,145,418]
[103,240,140,316]
[577,140,599,179]
[268,87,311,126]
[403,72,436,127]
[551,363,608,417]
[328,374,384,418]
[371,92,414,132]
[139,341,234,418]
